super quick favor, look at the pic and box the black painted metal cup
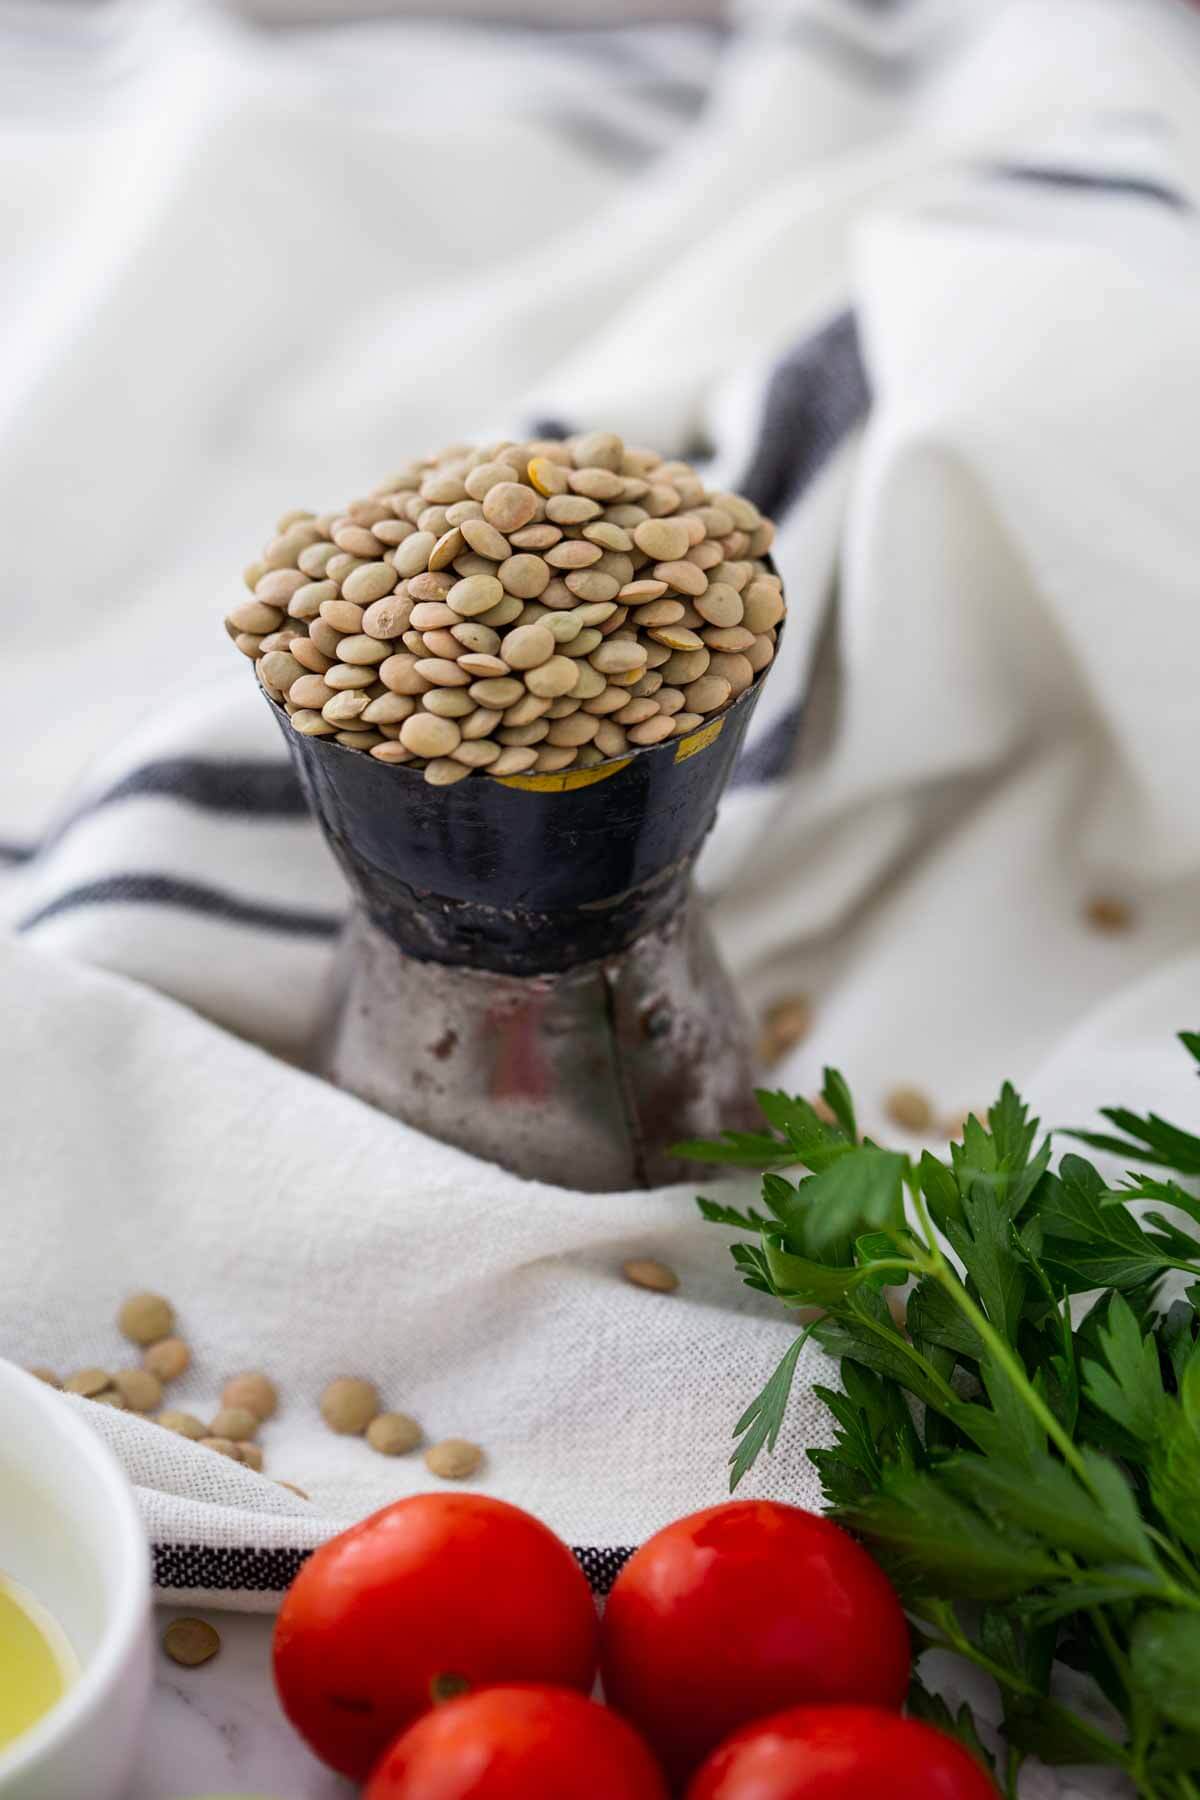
[271,672,770,1187]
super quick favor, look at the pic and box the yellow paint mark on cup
[674,718,724,763]
[495,758,634,794]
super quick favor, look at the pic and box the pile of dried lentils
[33,1294,485,1488]
[226,432,784,785]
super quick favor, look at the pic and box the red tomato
[687,1704,1000,1799]
[273,1494,599,1780]
[365,1685,670,1800]
[600,1501,910,1782]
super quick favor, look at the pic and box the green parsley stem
[919,1599,1128,1769]
[904,1169,1095,1488]
[845,1258,918,1285]
[1083,1585,1133,1703]
[851,1287,962,1411]
[919,1599,1038,1700]
[906,1171,948,1273]
[1143,1527,1200,1606]
[933,1267,1093,1485]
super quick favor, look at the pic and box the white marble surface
[129,1607,353,1800]
[129,1610,1132,1800]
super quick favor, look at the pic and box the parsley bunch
[682,1036,1200,1799]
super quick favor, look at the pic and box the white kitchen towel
[4,0,1200,1657]
[0,930,833,1608]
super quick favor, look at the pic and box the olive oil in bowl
[0,1569,78,1751]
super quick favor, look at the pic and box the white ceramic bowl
[0,1359,152,1800]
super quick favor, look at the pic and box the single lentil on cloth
[621,1258,680,1294]
[756,995,812,1067]
[424,1438,483,1480]
[225,433,784,784]
[884,1086,935,1133]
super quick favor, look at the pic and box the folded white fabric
[3,0,1200,1695]
[228,0,726,20]
[1,931,829,1608]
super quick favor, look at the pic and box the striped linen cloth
[2,16,1200,1788]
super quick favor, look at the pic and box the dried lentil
[226,433,784,784]
[118,1292,174,1346]
[113,1368,163,1413]
[200,1436,241,1461]
[142,1337,190,1382]
[64,1368,112,1398]
[163,1618,222,1669]
[320,1377,380,1436]
[1085,896,1135,933]
[886,1087,935,1133]
[208,1406,259,1442]
[158,1410,208,1440]
[622,1258,680,1294]
[757,995,812,1066]
[424,1438,483,1480]
[367,1412,423,1456]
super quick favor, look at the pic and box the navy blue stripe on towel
[39,757,308,854]
[730,702,806,789]
[986,162,1190,212]
[153,1540,633,1598]
[19,874,341,940]
[5,757,309,868]
[730,312,869,788]
[88,756,307,817]
[535,314,869,524]
[738,310,870,524]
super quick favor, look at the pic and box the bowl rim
[0,1358,150,1785]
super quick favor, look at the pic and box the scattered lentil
[113,1368,163,1413]
[885,1087,935,1134]
[64,1367,111,1397]
[118,1292,174,1346]
[757,995,812,1067]
[1085,896,1135,933]
[199,1436,241,1461]
[367,1412,423,1457]
[424,1438,483,1481]
[621,1258,680,1294]
[221,1372,277,1420]
[163,1618,221,1669]
[208,1406,259,1443]
[158,1410,208,1440]
[320,1377,380,1436]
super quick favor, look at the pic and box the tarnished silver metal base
[317,887,758,1191]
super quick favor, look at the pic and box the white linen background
[3,0,1200,1790]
